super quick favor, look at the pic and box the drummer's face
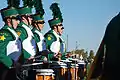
[56,23,64,35]
[37,20,45,30]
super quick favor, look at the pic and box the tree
[83,51,88,60]
[88,50,95,63]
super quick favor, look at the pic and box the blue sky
[0,0,120,53]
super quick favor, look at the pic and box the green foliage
[89,50,94,59]
[7,0,20,8]
[50,3,63,22]
[70,49,95,79]
[88,50,95,63]
[71,49,95,62]
[83,51,88,60]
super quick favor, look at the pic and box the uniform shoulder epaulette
[16,26,28,37]
[44,32,57,41]
[0,29,14,42]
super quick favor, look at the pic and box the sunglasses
[27,15,32,18]
[56,24,63,26]
[11,16,19,20]
[61,27,64,29]
[37,21,45,24]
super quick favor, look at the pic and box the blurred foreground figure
[87,13,120,80]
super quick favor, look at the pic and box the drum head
[36,69,54,76]
[36,69,54,73]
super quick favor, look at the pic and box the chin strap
[10,18,14,28]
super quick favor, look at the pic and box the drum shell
[50,62,67,80]
[69,64,79,80]
[36,69,54,80]
[78,63,86,80]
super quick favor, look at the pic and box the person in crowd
[16,0,37,62]
[0,5,22,80]
[44,3,65,61]
[32,0,47,61]
[44,18,64,61]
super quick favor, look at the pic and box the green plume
[50,3,63,22]
[22,0,34,8]
[7,0,20,8]
[34,0,45,17]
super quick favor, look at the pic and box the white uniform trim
[59,36,66,53]
[35,30,46,52]
[50,30,60,55]
[7,27,22,62]
[22,24,36,56]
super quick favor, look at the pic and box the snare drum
[22,62,43,70]
[50,61,67,80]
[59,62,67,79]
[21,62,43,80]
[36,69,54,80]
[61,59,72,80]
[78,62,86,80]
[70,63,79,80]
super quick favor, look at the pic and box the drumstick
[34,55,42,59]
[22,62,43,67]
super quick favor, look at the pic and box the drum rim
[50,61,67,66]
[37,73,55,76]
[36,69,54,73]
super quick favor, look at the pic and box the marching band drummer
[44,18,64,61]
[0,6,22,80]
[16,0,37,62]
[44,3,64,61]
[32,0,47,61]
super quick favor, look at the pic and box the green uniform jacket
[32,27,46,60]
[32,28,40,46]
[16,22,37,60]
[44,30,61,61]
[0,25,15,68]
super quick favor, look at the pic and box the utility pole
[75,41,78,50]
[66,34,68,52]
[76,41,80,50]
